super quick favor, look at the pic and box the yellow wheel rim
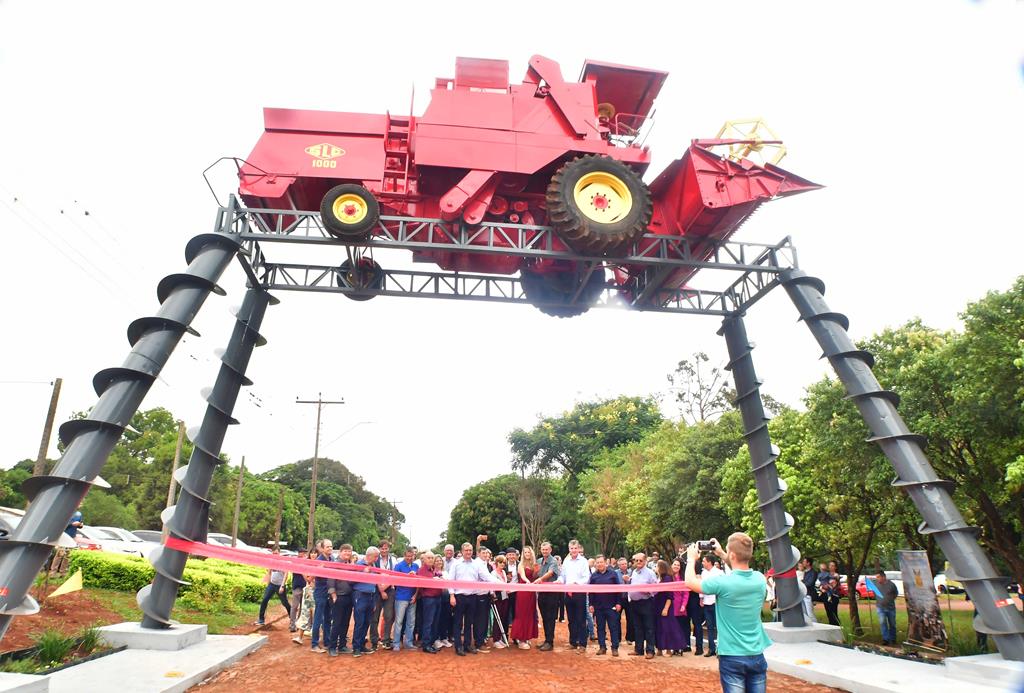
[572,171,632,223]
[332,193,368,225]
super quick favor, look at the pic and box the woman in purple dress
[655,560,687,655]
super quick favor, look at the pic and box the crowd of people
[258,535,736,661]
[256,531,775,691]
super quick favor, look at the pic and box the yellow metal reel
[715,118,788,166]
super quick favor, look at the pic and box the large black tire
[321,184,380,240]
[546,155,652,256]
[520,266,607,318]
[336,258,384,301]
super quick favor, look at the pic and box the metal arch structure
[0,198,1022,661]
[225,198,799,316]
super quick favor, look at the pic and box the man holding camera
[686,534,772,693]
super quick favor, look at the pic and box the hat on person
[505,547,518,554]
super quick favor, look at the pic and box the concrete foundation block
[98,622,207,651]
[0,674,48,693]
[763,621,844,644]
[943,653,1024,689]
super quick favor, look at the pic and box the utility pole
[162,421,186,541]
[296,394,344,551]
[385,497,403,545]
[231,456,245,547]
[272,485,285,551]
[33,378,62,477]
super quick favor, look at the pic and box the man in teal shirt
[685,533,772,693]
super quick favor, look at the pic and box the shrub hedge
[67,551,266,603]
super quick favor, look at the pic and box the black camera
[697,540,716,552]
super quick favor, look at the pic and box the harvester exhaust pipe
[781,268,1024,661]
[139,284,275,628]
[0,224,241,643]
[720,315,805,628]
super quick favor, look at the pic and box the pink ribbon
[165,538,692,594]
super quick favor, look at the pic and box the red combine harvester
[239,55,820,316]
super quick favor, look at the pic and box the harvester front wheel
[546,155,651,256]
[336,257,384,301]
[520,265,606,318]
[321,184,380,240]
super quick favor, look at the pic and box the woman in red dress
[509,545,539,649]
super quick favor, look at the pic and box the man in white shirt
[448,542,492,656]
[560,539,591,651]
[702,554,724,656]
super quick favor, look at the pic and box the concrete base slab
[944,653,1024,689]
[766,641,1005,692]
[98,622,207,651]
[44,634,265,693]
[0,673,47,693]
[764,621,844,644]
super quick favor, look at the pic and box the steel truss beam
[221,199,798,315]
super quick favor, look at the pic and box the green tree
[446,474,527,553]
[509,396,663,489]
[79,489,138,528]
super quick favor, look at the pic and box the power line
[0,197,121,299]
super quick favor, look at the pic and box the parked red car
[836,575,875,599]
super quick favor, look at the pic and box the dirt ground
[0,587,123,652]
[196,616,840,692]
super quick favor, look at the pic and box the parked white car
[0,506,78,548]
[884,570,905,597]
[207,532,271,553]
[78,526,144,557]
[93,526,159,558]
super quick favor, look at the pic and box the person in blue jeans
[686,534,772,693]
[417,553,444,653]
[588,554,623,655]
[872,570,900,646]
[351,546,381,657]
[309,538,334,653]
[391,547,419,650]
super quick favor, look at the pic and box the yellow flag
[49,569,83,598]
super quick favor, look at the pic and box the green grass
[33,629,75,666]
[763,596,994,658]
[88,587,261,634]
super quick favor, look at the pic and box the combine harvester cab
[236,55,820,316]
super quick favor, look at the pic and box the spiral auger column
[720,314,806,627]
[139,285,275,629]
[0,230,240,642]
[781,268,1024,660]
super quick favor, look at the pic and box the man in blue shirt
[588,554,624,656]
[686,533,772,693]
[310,538,334,653]
[626,552,658,659]
[391,546,419,651]
[351,546,381,657]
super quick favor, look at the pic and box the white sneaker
[433,640,444,650]
[518,641,531,650]
[494,640,507,649]
[442,639,453,648]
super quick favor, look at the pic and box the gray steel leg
[721,315,805,627]
[139,285,275,628]
[781,268,1024,661]
[0,228,240,642]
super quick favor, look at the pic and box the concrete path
[45,634,265,693]
[766,641,1021,692]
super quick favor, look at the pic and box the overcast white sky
[1,1,1022,548]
